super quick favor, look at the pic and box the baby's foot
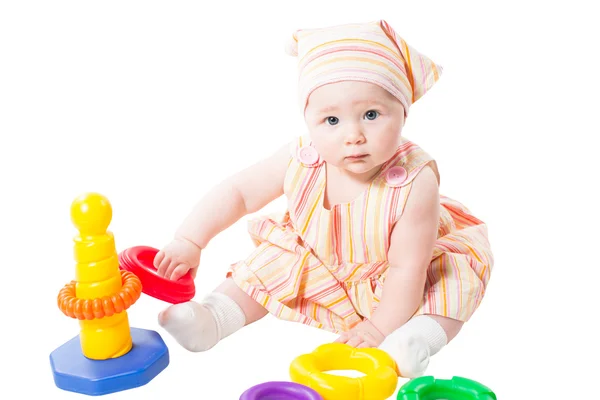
[378,316,448,378]
[158,301,219,352]
[380,335,430,378]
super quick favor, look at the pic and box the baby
[154,19,493,378]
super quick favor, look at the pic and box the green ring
[396,376,496,400]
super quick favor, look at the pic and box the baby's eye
[365,110,379,120]
[326,116,339,126]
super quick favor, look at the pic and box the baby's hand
[334,320,386,348]
[154,237,202,281]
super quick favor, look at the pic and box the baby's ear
[284,30,299,57]
[378,19,443,104]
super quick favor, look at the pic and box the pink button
[385,166,408,186]
[297,146,320,165]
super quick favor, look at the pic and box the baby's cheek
[310,137,332,158]
[377,140,400,160]
[322,145,345,164]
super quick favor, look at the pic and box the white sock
[157,292,246,352]
[378,315,448,378]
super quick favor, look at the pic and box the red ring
[118,246,195,304]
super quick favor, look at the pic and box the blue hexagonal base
[50,327,169,396]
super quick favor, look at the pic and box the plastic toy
[289,342,398,400]
[119,245,195,304]
[240,381,323,400]
[50,193,169,396]
[396,376,496,399]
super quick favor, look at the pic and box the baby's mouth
[346,154,369,160]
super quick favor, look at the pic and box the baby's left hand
[335,320,386,348]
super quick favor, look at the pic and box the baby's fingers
[156,255,173,277]
[153,250,166,270]
[346,335,363,348]
[357,331,379,347]
[334,333,350,343]
[162,259,181,280]
[170,263,190,281]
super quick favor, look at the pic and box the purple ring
[239,381,323,400]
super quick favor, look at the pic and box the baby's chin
[340,160,383,176]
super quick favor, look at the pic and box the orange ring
[57,270,142,320]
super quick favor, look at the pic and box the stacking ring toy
[118,246,195,304]
[57,270,142,320]
[240,381,323,400]
[396,376,496,399]
[289,343,398,400]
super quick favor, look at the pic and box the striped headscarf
[285,20,443,117]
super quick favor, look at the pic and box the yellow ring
[289,343,398,400]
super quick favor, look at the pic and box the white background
[1,1,599,399]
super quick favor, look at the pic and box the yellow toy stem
[71,193,132,360]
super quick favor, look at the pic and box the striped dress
[228,136,493,333]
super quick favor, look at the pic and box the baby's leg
[158,278,267,352]
[428,314,463,342]
[379,315,463,378]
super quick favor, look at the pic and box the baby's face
[304,81,405,176]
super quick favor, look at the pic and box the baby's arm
[369,165,440,336]
[175,143,290,248]
[155,143,290,279]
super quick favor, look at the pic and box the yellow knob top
[70,192,113,236]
